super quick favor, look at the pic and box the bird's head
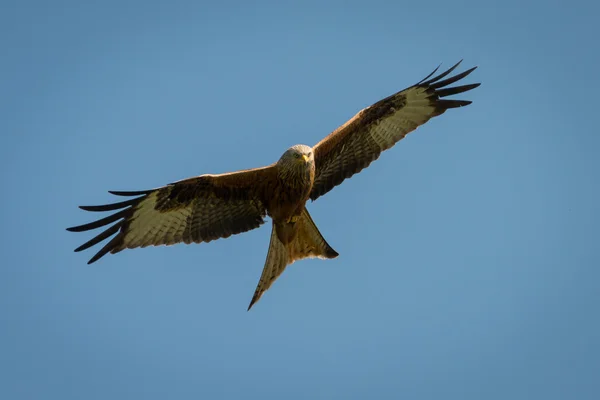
[278,144,314,167]
[277,144,315,184]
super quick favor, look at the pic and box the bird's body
[269,145,315,225]
[68,61,480,310]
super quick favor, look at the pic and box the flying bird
[67,61,480,310]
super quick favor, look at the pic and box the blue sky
[2,0,599,399]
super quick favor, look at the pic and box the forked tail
[247,208,338,310]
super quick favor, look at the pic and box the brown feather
[247,208,337,310]
[310,62,480,201]
[67,166,276,264]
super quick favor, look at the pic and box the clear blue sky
[2,1,598,399]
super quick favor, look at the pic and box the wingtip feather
[416,63,442,85]
[87,255,101,265]
[420,60,464,86]
[108,189,153,196]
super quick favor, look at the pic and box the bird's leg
[286,215,300,224]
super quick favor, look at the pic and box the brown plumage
[67,61,480,310]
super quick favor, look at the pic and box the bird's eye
[294,153,300,158]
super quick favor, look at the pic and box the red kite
[68,61,480,310]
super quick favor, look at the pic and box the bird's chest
[269,178,312,221]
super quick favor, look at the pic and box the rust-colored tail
[247,208,338,310]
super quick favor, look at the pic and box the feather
[310,61,480,201]
[67,168,275,264]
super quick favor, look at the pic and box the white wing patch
[369,86,436,149]
[123,192,193,249]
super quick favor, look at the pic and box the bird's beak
[302,154,310,163]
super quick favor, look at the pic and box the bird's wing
[310,61,480,201]
[67,166,276,264]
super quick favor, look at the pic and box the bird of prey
[67,61,480,310]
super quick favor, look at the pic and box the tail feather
[289,208,339,262]
[247,208,338,310]
[247,222,288,310]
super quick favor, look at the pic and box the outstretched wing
[67,166,275,264]
[310,60,480,201]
